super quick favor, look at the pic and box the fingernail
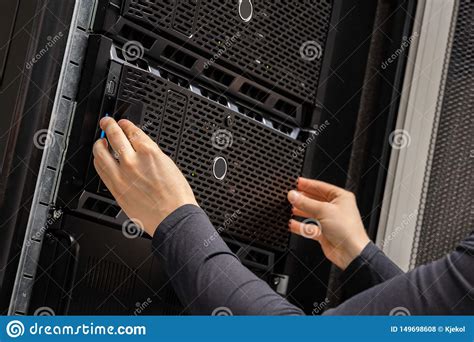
[100,116,112,127]
[288,190,300,204]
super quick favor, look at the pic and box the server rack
[0,0,418,315]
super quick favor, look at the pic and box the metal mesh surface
[122,0,332,102]
[412,0,474,267]
[117,65,305,251]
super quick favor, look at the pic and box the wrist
[340,236,371,270]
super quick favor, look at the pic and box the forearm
[327,231,474,315]
[339,242,404,299]
[151,204,303,315]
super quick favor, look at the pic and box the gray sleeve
[325,231,474,315]
[338,242,404,299]
[152,204,474,315]
[151,204,304,315]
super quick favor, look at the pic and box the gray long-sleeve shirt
[151,204,474,315]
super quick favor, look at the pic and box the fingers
[297,177,345,201]
[100,117,135,157]
[288,190,327,218]
[288,219,322,241]
[117,119,154,152]
[93,139,121,188]
[291,207,312,218]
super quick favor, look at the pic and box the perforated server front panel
[116,65,305,251]
[121,0,332,102]
[411,0,474,267]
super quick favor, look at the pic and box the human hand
[92,117,198,237]
[288,178,370,270]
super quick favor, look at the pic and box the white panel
[376,0,458,271]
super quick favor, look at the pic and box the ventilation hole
[202,66,235,86]
[200,88,228,106]
[239,83,270,102]
[274,99,297,118]
[115,47,149,70]
[119,24,155,49]
[116,65,305,250]
[273,122,294,135]
[123,0,333,100]
[162,45,197,69]
[172,0,198,36]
